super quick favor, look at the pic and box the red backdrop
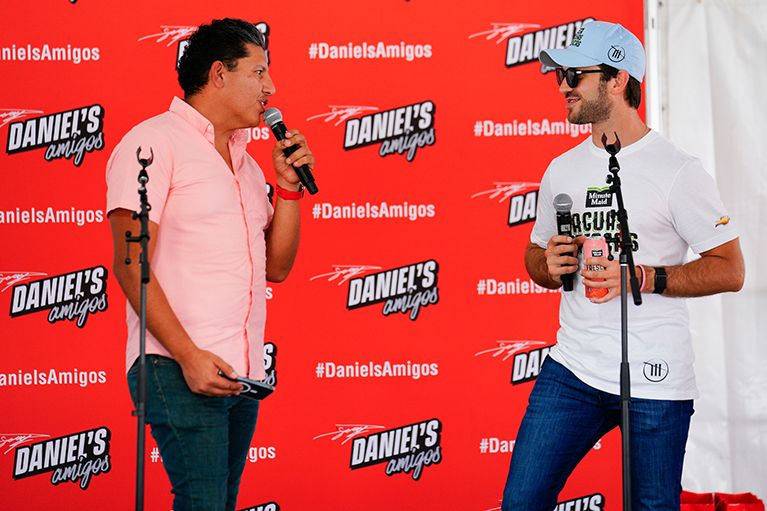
[1,1,644,509]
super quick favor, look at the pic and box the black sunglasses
[555,67,602,88]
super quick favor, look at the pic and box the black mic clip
[125,146,153,277]
[601,132,621,155]
[602,132,621,180]
[136,146,153,185]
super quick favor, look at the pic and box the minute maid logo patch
[585,186,612,208]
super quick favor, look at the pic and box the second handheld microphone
[553,193,575,292]
[263,107,318,195]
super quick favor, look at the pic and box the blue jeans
[501,358,693,511]
[128,355,259,511]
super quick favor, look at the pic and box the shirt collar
[169,96,250,148]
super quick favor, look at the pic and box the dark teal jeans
[128,355,259,511]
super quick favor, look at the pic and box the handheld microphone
[263,107,318,195]
[553,193,575,292]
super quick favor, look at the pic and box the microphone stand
[601,133,642,511]
[125,147,153,511]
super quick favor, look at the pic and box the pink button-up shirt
[106,97,274,379]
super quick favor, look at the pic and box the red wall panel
[1,1,644,509]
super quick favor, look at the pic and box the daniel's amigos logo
[138,22,271,67]
[483,492,605,511]
[472,182,539,227]
[474,340,553,385]
[4,105,105,167]
[345,260,439,320]
[350,419,442,480]
[8,266,108,328]
[12,426,111,490]
[468,17,595,72]
[238,502,280,511]
[263,342,277,386]
[308,101,436,162]
[314,420,442,481]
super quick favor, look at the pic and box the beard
[567,80,611,125]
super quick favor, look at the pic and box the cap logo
[607,45,626,63]
[570,28,585,47]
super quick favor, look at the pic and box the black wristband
[653,266,667,295]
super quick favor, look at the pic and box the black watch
[653,267,667,295]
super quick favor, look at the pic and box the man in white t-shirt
[501,21,744,511]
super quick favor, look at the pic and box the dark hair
[599,64,642,109]
[177,18,266,98]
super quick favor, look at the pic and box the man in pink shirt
[106,18,312,511]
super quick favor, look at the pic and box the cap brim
[539,48,602,69]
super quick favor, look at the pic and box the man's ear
[610,69,631,97]
[208,61,226,89]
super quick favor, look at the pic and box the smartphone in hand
[218,371,275,401]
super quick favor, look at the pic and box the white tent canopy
[649,0,767,498]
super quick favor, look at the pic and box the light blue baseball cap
[539,21,645,83]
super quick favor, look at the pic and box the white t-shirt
[531,130,738,400]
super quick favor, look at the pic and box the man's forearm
[524,241,562,289]
[265,195,301,283]
[641,238,745,298]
